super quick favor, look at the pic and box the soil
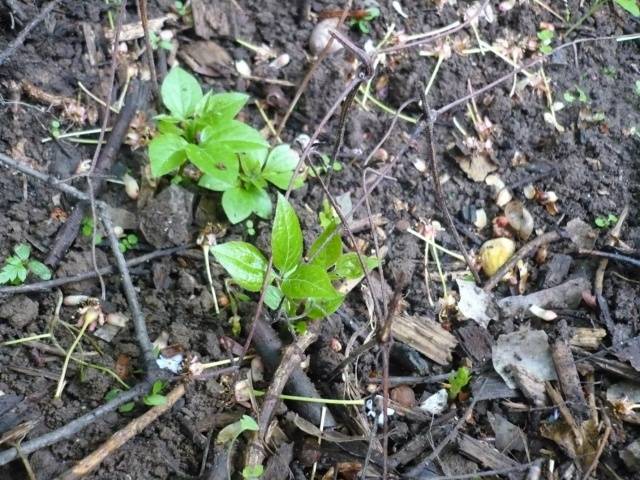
[1,0,639,479]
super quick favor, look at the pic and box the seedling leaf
[211,241,268,291]
[14,244,30,261]
[149,134,188,177]
[447,366,472,399]
[198,92,249,120]
[201,120,268,152]
[308,222,342,269]
[264,285,283,310]
[281,264,338,299]
[143,393,167,406]
[614,0,640,16]
[161,66,203,119]
[28,260,52,280]
[272,195,303,274]
[222,187,258,224]
[217,415,259,444]
[263,144,302,189]
[187,144,239,188]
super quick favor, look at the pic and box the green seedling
[307,153,343,178]
[348,7,380,33]
[105,388,135,413]
[81,217,103,244]
[602,66,616,77]
[143,380,168,406]
[563,86,589,104]
[318,198,340,229]
[447,366,472,400]
[211,195,378,322]
[174,0,188,16]
[216,415,261,479]
[118,233,139,253]
[148,67,304,224]
[594,213,619,228]
[0,243,51,285]
[50,120,61,139]
[245,220,256,236]
[149,31,172,51]
[613,0,640,16]
[537,29,554,55]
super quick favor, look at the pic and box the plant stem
[54,313,94,399]
[200,355,254,370]
[406,228,465,261]
[203,246,220,315]
[252,389,365,406]
[1,333,52,346]
[355,86,418,123]
[423,53,445,99]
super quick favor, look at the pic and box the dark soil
[1,0,639,479]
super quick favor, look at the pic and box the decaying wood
[545,382,583,448]
[58,383,186,480]
[552,333,588,420]
[498,277,590,318]
[104,15,174,41]
[457,433,520,470]
[510,365,547,407]
[570,328,607,350]
[391,314,458,365]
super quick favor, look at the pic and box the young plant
[594,213,618,228]
[0,244,51,285]
[143,380,168,406]
[563,86,589,104]
[613,0,639,17]
[81,217,103,244]
[216,415,261,479]
[348,7,380,33]
[211,195,377,322]
[537,29,554,55]
[447,366,472,399]
[148,66,304,224]
[118,233,139,253]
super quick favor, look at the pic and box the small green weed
[447,366,472,399]
[594,213,618,228]
[537,29,554,55]
[118,233,139,253]
[149,67,304,224]
[149,31,172,51]
[348,7,380,33]
[613,0,639,16]
[174,0,188,16]
[81,217,103,244]
[307,153,343,178]
[563,86,589,104]
[0,244,51,285]
[211,195,378,321]
[105,380,168,413]
[216,415,261,479]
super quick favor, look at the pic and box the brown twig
[581,248,640,269]
[581,406,611,480]
[483,231,562,292]
[137,0,159,95]
[421,99,481,285]
[0,0,63,66]
[57,383,186,480]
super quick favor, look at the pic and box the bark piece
[510,364,547,407]
[392,314,458,365]
[192,0,231,38]
[498,277,590,318]
[552,337,588,420]
[458,433,520,470]
[570,328,606,350]
[139,185,194,248]
[543,253,572,288]
[457,323,493,364]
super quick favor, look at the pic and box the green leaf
[222,187,256,224]
[0,268,14,285]
[143,393,167,406]
[17,267,27,283]
[217,415,259,444]
[271,194,303,274]
[614,0,640,16]
[247,185,272,219]
[448,366,472,399]
[308,222,342,269]
[306,293,345,319]
[14,244,30,261]
[239,415,259,431]
[161,66,203,119]
[334,252,364,279]
[28,260,52,280]
[264,285,283,310]
[119,402,135,413]
[242,465,264,479]
[537,29,554,41]
[211,241,268,291]
[563,91,575,103]
[281,264,338,299]
[151,380,165,395]
[156,117,184,136]
[187,144,239,189]
[262,144,302,190]
[201,120,268,152]
[104,388,121,402]
[149,134,188,177]
[240,149,268,175]
[198,92,249,120]
[594,217,607,228]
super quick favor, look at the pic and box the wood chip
[457,433,520,470]
[570,328,606,350]
[392,314,458,365]
[104,16,174,42]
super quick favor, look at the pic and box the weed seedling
[348,7,380,33]
[613,0,640,16]
[595,213,619,228]
[81,217,103,244]
[307,153,343,178]
[143,380,168,406]
[216,415,261,479]
[563,86,589,104]
[212,195,378,322]
[446,366,472,399]
[118,233,139,253]
[537,29,554,55]
[173,0,189,16]
[0,243,51,285]
[105,388,135,413]
[148,67,304,224]
[149,31,172,51]
[50,119,61,139]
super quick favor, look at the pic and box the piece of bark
[498,277,590,318]
[543,253,573,288]
[570,328,606,350]
[510,364,547,407]
[104,16,173,41]
[392,314,458,365]
[192,0,231,38]
[457,324,493,364]
[458,433,520,470]
[552,337,588,420]
[471,374,518,401]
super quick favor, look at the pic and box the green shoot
[563,86,589,104]
[174,0,188,16]
[348,7,380,34]
[81,217,103,244]
[0,243,51,285]
[143,380,168,406]
[447,366,472,399]
[594,213,619,228]
[148,67,305,224]
[105,388,136,413]
[613,0,640,16]
[211,195,378,321]
[216,415,261,479]
[118,233,139,253]
[149,31,172,51]
[537,29,554,55]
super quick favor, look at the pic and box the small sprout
[0,243,52,285]
[634,80,640,97]
[242,465,264,479]
[50,120,61,139]
[479,237,516,276]
[594,213,618,229]
[174,0,189,16]
[118,233,139,253]
[613,0,640,17]
[81,217,103,244]
[563,86,589,104]
[348,7,380,34]
[536,29,554,55]
[149,31,173,51]
[245,219,256,236]
[446,366,472,399]
[143,380,168,406]
[602,66,616,77]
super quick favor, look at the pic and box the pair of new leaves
[0,243,51,285]
[212,195,378,319]
[149,67,302,224]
